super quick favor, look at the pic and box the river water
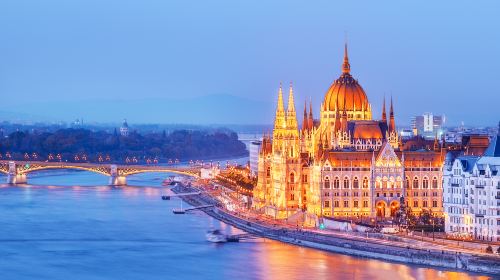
[0,171,493,280]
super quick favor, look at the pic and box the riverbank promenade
[172,182,500,276]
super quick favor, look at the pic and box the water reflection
[0,172,494,280]
[255,241,491,280]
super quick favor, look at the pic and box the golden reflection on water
[256,240,492,280]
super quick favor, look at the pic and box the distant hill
[0,94,276,125]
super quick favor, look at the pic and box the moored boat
[206,229,227,243]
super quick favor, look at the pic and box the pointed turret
[302,100,308,132]
[274,83,286,130]
[341,107,348,132]
[381,96,387,124]
[308,100,314,130]
[342,43,350,74]
[286,82,298,130]
[389,96,396,132]
[433,134,439,151]
[287,82,296,113]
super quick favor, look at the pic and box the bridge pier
[6,161,27,184]
[7,173,27,184]
[109,165,127,186]
[109,175,127,186]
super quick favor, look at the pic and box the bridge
[0,160,206,186]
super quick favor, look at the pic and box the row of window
[324,191,370,197]
[324,200,369,208]
[324,177,369,189]
[323,200,439,208]
[322,176,440,189]
[412,200,439,208]
[267,167,441,191]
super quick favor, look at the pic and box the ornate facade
[253,45,445,220]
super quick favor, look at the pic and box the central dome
[323,45,370,114]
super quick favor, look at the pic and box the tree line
[0,128,247,163]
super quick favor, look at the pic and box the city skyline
[0,1,499,126]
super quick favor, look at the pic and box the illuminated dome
[323,45,370,114]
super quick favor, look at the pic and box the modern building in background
[249,140,262,176]
[120,119,129,137]
[443,124,500,241]
[411,113,445,140]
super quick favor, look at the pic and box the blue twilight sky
[0,0,499,126]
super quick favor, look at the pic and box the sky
[0,0,499,126]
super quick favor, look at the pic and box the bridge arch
[1,161,200,185]
[18,165,112,176]
[119,169,199,178]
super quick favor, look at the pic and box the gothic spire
[277,82,285,113]
[274,83,286,130]
[287,82,296,113]
[342,43,350,74]
[341,106,348,132]
[308,99,314,130]
[286,82,298,131]
[389,96,395,132]
[382,96,387,123]
[302,100,308,131]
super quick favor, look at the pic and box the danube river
[0,171,492,280]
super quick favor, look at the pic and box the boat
[162,176,176,186]
[172,208,186,214]
[206,229,227,243]
[172,199,185,214]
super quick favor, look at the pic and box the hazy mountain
[0,94,276,125]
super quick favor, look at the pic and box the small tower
[120,119,129,137]
[274,83,286,130]
[302,100,309,132]
[381,96,387,124]
[286,82,298,131]
[272,83,287,153]
[434,134,440,151]
[342,43,350,74]
[308,100,314,130]
[389,96,396,132]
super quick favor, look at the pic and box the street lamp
[432,217,435,241]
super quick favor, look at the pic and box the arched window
[289,172,295,183]
[423,177,429,189]
[266,167,271,177]
[343,177,350,189]
[405,176,410,188]
[290,193,295,201]
[353,177,359,188]
[334,177,340,188]
[432,177,438,188]
[363,177,369,188]
[413,177,419,189]
[324,177,330,189]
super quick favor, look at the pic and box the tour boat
[205,229,227,243]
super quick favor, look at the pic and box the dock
[162,192,201,200]
[172,204,214,214]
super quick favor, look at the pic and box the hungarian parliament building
[253,46,447,221]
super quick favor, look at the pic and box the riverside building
[443,125,500,241]
[253,45,445,220]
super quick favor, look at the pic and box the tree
[486,245,493,254]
